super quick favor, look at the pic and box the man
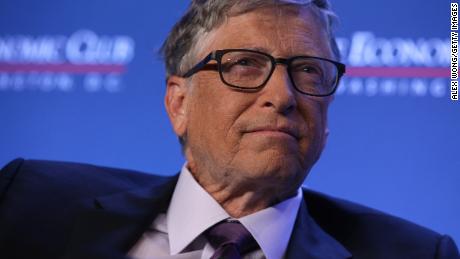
[0,0,458,259]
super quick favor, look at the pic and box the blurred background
[0,0,458,245]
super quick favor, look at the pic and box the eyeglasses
[182,49,346,97]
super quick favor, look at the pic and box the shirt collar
[239,189,302,259]
[167,164,229,255]
[166,164,303,259]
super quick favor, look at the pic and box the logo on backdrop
[0,30,134,93]
[337,31,449,98]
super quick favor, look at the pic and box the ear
[322,127,330,151]
[165,75,189,138]
[321,96,333,151]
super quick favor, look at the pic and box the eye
[221,56,267,74]
[236,59,249,66]
[297,64,322,75]
[233,57,262,67]
[290,59,326,86]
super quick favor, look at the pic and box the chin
[241,153,307,185]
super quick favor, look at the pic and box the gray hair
[161,0,340,79]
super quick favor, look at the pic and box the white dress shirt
[129,164,303,259]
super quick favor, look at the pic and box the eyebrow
[231,46,319,59]
[246,46,271,53]
[226,46,272,54]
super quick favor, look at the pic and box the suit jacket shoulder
[0,158,176,259]
[303,189,459,258]
[0,158,171,198]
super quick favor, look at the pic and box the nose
[258,65,297,114]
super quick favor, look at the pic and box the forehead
[200,5,332,59]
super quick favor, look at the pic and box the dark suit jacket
[0,158,458,259]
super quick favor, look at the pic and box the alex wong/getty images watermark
[452,2,459,101]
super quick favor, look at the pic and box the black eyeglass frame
[182,49,346,97]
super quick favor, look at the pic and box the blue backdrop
[1,0,458,245]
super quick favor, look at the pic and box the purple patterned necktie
[205,220,259,259]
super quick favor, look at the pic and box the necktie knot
[205,220,258,259]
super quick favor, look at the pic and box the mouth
[244,126,300,140]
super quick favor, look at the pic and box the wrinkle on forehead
[252,7,319,56]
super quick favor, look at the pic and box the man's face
[167,6,334,195]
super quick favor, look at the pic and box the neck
[187,163,297,218]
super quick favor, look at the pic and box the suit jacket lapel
[286,199,352,259]
[64,174,180,259]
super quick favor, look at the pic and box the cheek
[187,77,253,150]
[299,99,329,151]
